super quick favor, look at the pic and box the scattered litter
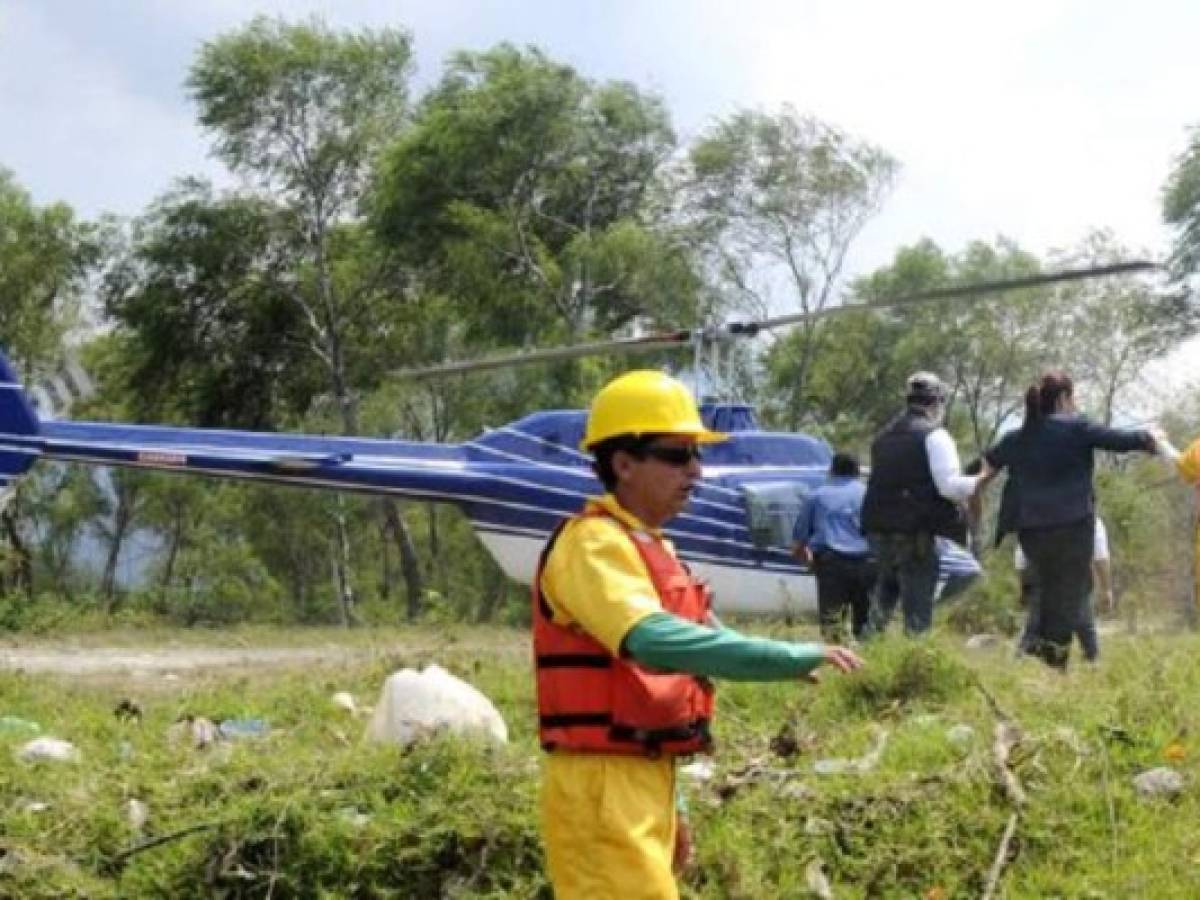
[804,816,834,835]
[168,716,220,749]
[0,715,41,735]
[805,858,834,899]
[124,798,149,832]
[714,757,812,801]
[1053,725,1082,746]
[113,699,143,722]
[365,664,508,747]
[219,718,269,740]
[338,807,371,827]
[1165,742,1187,762]
[1133,767,1185,799]
[912,713,939,726]
[0,847,24,876]
[814,726,889,775]
[778,782,815,801]
[331,691,358,715]
[17,737,79,763]
[1052,726,1088,768]
[946,724,975,747]
[769,722,816,758]
[965,634,1001,650]
[18,799,50,814]
[679,759,716,781]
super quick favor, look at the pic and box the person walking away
[982,371,1157,668]
[792,452,875,642]
[535,370,864,900]
[862,372,984,635]
[1014,516,1110,661]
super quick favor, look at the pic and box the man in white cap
[861,372,983,634]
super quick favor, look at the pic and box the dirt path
[0,630,529,680]
[0,645,365,676]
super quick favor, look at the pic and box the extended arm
[926,429,981,503]
[623,612,827,681]
[1083,420,1154,454]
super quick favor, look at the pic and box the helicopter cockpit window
[741,481,811,550]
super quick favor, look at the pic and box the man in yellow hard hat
[533,370,863,899]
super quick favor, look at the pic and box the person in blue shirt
[792,452,876,642]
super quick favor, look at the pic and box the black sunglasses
[640,444,703,466]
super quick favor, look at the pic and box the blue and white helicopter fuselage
[0,353,979,615]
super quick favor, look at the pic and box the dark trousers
[812,551,876,642]
[867,532,939,635]
[1017,567,1099,662]
[1018,518,1094,668]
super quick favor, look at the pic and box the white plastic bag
[365,664,508,747]
[17,737,79,763]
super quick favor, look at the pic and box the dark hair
[829,452,860,478]
[590,434,660,490]
[1022,370,1074,432]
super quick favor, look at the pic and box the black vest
[861,409,965,539]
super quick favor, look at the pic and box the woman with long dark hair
[983,371,1157,668]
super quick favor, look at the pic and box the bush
[822,638,973,715]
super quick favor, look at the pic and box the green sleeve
[622,612,825,681]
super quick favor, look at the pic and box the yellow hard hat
[582,370,728,450]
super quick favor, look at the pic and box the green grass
[3,625,1200,897]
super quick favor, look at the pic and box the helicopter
[0,261,1156,616]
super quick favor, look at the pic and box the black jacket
[986,413,1151,539]
[862,408,964,539]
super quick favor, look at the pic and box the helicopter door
[740,481,812,550]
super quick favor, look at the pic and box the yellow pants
[540,752,678,900]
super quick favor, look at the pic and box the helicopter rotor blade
[391,260,1161,378]
[744,260,1161,333]
[391,329,695,379]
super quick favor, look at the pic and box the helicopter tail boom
[0,353,42,504]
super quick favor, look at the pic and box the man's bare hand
[821,645,864,674]
[673,815,694,873]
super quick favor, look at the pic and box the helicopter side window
[741,481,812,550]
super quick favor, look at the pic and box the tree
[766,236,1052,457]
[1051,229,1198,424]
[186,17,420,622]
[102,179,319,427]
[373,44,698,355]
[0,168,96,378]
[1164,124,1200,279]
[0,169,98,596]
[683,107,898,412]
[763,239,949,439]
[919,240,1052,454]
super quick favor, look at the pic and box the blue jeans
[868,532,940,635]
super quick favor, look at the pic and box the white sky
[1,0,1198,390]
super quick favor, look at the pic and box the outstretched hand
[821,645,864,674]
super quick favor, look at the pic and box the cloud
[0,1,224,217]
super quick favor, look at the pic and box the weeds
[3,626,1200,897]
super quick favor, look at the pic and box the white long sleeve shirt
[925,428,979,503]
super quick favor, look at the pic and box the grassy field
[2,624,1200,898]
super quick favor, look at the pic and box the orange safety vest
[532,510,715,757]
